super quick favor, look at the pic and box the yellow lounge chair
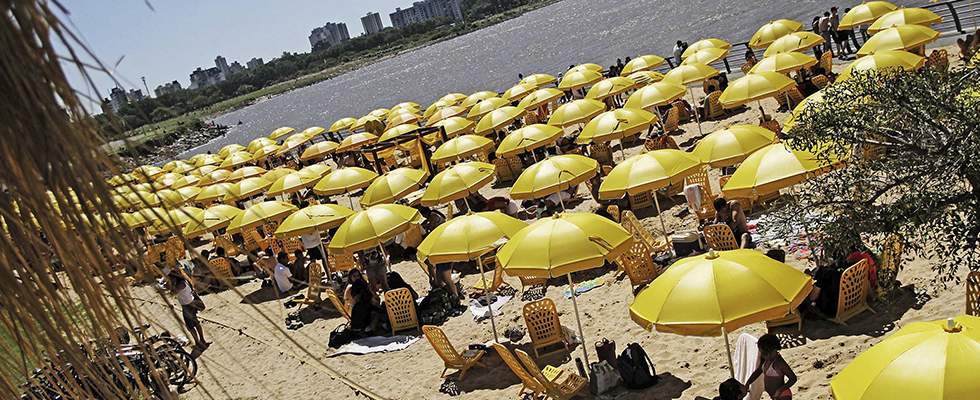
[875,234,904,300]
[515,348,587,400]
[422,325,485,381]
[473,258,511,294]
[703,224,739,251]
[590,143,613,166]
[326,252,358,274]
[385,288,419,335]
[523,298,567,358]
[295,262,324,312]
[811,74,829,89]
[831,259,875,325]
[621,210,670,254]
[493,343,564,399]
[607,204,620,222]
[706,91,726,120]
[209,257,234,287]
[615,238,662,292]
[663,107,679,133]
[324,288,351,322]
[214,234,237,256]
[243,228,268,252]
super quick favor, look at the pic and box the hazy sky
[59,0,413,102]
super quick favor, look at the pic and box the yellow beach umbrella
[351,115,384,133]
[502,83,537,102]
[153,173,183,190]
[218,151,254,169]
[496,124,563,158]
[426,106,467,126]
[385,109,421,128]
[327,204,421,255]
[576,108,657,146]
[313,168,379,208]
[626,71,666,87]
[461,91,499,109]
[269,127,295,140]
[517,88,564,111]
[379,124,420,142]
[360,168,428,207]
[262,167,296,183]
[499,212,632,365]
[475,106,527,136]
[391,101,421,111]
[519,73,558,88]
[127,207,166,229]
[226,200,298,234]
[692,125,777,168]
[682,38,732,59]
[558,69,603,90]
[465,97,509,121]
[336,132,378,152]
[570,63,604,73]
[133,165,165,181]
[630,249,813,374]
[299,164,332,180]
[838,50,926,82]
[161,160,182,172]
[275,204,354,238]
[681,48,730,66]
[511,155,598,204]
[248,137,276,153]
[199,169,232,186]
[624,81,687,110]
[749,19,805,48]
[722,142,847,197]
[266,172,319,197]
[421,162,496,207]
[749,52,818,74]
[218,144,247,159]
[868,7,943,33]
[719,72,797,108]
[620,55,666,76]
[585,77,637,100]
[857,25,939,57]
[764,31,827,57]
[164,160,195,174]
[302,126,326,138]
[329,117,358,133]
[227,166,267,182]
[432,117,475,138]
[251,144,281,161]
[663,63,720,86]
[194,183,234,204]
[171,174,202,189]
[369,108,391,119]
[300,141,340,161]
[831,314,980,400]
[276,134,314,156]
[422,100,453,120]
[432,135,495,164]
[440,93,467,105]
[147,205,204,235]
[547,99,606,127]
[182,204,243,238]
[163,186,202,208]
[840,1,898,29]
[224,177,273,202]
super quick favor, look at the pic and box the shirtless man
[254,248,278,277]
[713,198,752,248]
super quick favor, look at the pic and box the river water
[192,0,919,157]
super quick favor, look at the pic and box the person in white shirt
[273,252,293,293]
[300,232,322,261]
[673,40,685,66]
[167,269,208,349]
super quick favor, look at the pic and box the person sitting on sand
[190,249,218,290]
[348,279,382,337]
[290,249,308,284]
[254,248,277,276]
[272,252,293,294]
[486,196,520,218]
[344,268,379,312]
[214,247,241,276]
[745,334,797,400]
[386,271,419,301]
[714,378,746,400]
[713,198,752,248]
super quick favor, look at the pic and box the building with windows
[229,61,245,75]
[361,12,384,35]
[389,0,463,29]
[215,55,231,77]
[154,80,183,97]
[188,67,224,89]
[309,22,350,49]
[246,57,264,69]
[107,87,145,112]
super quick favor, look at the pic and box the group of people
[811,6,859,60]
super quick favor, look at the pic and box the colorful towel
[563,276,604,298]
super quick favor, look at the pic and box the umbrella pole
[378,241,390,273]
[652,190,671,247]
[791,187,818,268]
[347,194,355,210]
[722,327,735,379]
[688,88,703,136]
[476,254,498,342]
[566,273,590,368]
[316,230,329,276]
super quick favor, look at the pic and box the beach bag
[589,360,620,395]
[672,231,704,256]
[617,342,659,390]
[595,338,618,368]
[328,324,352,348]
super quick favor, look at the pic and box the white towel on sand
[734,333,764,400]
[328,335,421,357]
[469,295,511,322]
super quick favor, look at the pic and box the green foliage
[782,64,980,284]
[233,84,256,96]
[149,107,172,123]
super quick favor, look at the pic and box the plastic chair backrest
[835,259,870,324]
[210,257,234,282]
[616,238,661,289]
[967,271,980,317]
[663,135,680,150]
[812,74,829,89]
[306,262,323,297]
[243,228,266,251]
[664,107,679,132]
[269,238,285,257]
[166,236,185,259]
[788,87,805,105]
[281,236,303,258]
[694,185,717,221]
[629,190,654,209]
[590,143,613,165]
[740,62,754,75]
[506,156,523,177]
[685,165,712,197]
[492,158,514,182]
[703,224,739,251]
[523,298,564,351]
[214,234,236,256]
[404,224,424,249]
[929,49,948,72]
[644,138,666,151]
[385,288,419,335]
[607,205,620,222]
[819,51,833,72]
[875,234,903,294]
[862,133,887,161]
[760,119,781,134]
[422,326,462,365]
[707,91,725,119]
[262,221,279,238]
[621,210,665,253]
[324,289,351,321]
[326,252,358,273]
[493,343,543,394]
[514,349,562,396]
[671,101,691,122]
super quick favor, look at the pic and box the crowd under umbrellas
[96,2,975,397]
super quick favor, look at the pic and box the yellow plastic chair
[166,236,185,260]
[325,288,351,322]
[209,257,234,286]
[628,190,654,210]
[706,91,726,120]
[967,271,980,317]
[832,259,875,325]
[506,156,524,178]
[590,143,613,166]
[422,325,485,381]
[385,288,419,335]
[620,210,670,254]
[740,62,754,75]
[693,186,717,223]
[493,343,564,399]
[875,234,904,299]
[523,298,568,358]
[326,252,358,274]
[671,101,692,122]
[404,224,424,249]
[243,228,269,252]
[818,50,833,73]
[607,204,620,222]
[295,262,324,312]
[811,74,829,89]
[663,107,679,133]
[515,348,587,400]
[718,176,754,211]
[615,238,662,292]
[262,221,279,238]
[644,137,666,151]
[760,119,781,135]
[280,236,303,260]
[473,258,511,294]
[929,49,948,73]
[703,224,739,251]
[518,275,548,291]
[492,158,515,183]
[214,234,237,256]
[787,87,805,107]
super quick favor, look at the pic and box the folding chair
[523,298,568,358]
[831,259,875,325]
[422,326,485,381]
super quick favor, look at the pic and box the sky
[59,0,413,104]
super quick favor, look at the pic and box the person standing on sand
[819,12,833,54]
[673,40,685,66]
[744,334,797,400]
[168,268,209,349]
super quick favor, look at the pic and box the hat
[831,6,838,10]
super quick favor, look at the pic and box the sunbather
[744,334,796,400]
[713,198,752,248]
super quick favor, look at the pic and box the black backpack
[617,342,659,390]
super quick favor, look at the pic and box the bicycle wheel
[154,348,196,387]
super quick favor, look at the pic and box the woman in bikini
[745,334,797,399]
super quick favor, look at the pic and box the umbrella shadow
[607,372,692,399]
[240,284,291,305]
[801,285,920,340]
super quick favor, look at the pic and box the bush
[150,108,173,123]
[234,84,256,97]
[190,95,211,110]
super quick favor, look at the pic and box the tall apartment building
[107,87,145,112]
[229,61,245,75]
[246,57,264,69]
[389,0,463,29]
[154,80,183,97]
[215,55,231,77]
[188,67,224,89]
[361,12,384,35]
[309,22,350,49]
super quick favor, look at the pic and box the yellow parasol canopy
[868,7,943,33]
[620,55,666,76]
[517,88,564,111]
[598,149,703,199]
[511,155,598,200]
[182,204,243,238]
[558,69,603,90]
[336,132,379,152]
[171,174,202,190]
[300,141,340,161]
[624,81,687,110]
[269,127,295,140]
[475,106,527,136]
[226,200,298,234]
[718,72,797,107]
[519,73,558,88]
[379,124,420,142]
[440,93,467,105]
[329,117,358,133]
[576,108,658,145]
[840,1,898,29]
[274,204,354,238]
[585,77,637,100]
[266,172,320,197]
[461,91,499,109]
[681,48,730,66]
[498,212,632,277]
[749,52,818,74]
[262,167,296,183]
[218,151,254,169]
[749,19,805,48]
[837,50,926,82]
[223,177,273,202]
[227,166,267,183]
[420,162,496,206]
[764,31,827,57]
[432,135,495,163]
[417,212,527,264]
[663,63,720,86]
[496,124,563,157]
[248,137,276,153]
[163,186,202,208]
[692,125,777,168]
[465,97,509,121]
[502,83,537,102]
[722,142,847,197]
[327,204,422,253]
[570,63,604,73]
[857,25,939,57]
[360,168,428,207]
[385,110,421,128]
[426,106,468,126]
[194,182,234,204]
[432,117,475,138]
[198,169,232,186]
[681,38,732,59]
[276,134,315,156]
[547,99,606,127]
[312,167,379,196]
[626,71,666,87]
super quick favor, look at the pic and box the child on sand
[745,334,796,399]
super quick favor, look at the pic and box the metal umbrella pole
[566,273,591,368]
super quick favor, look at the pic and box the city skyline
[58,0,427,108]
